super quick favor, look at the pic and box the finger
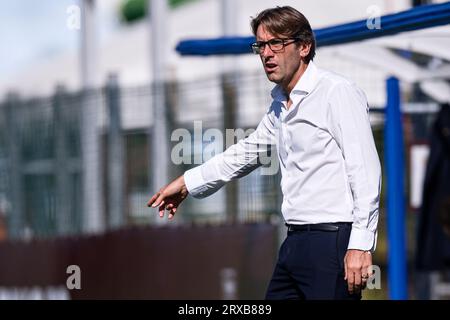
[354,270,362,293]
[147,193,159,207]
[362,269,371,289]
[152,193,165,208]
[362,267,374,290]
[364,265,373,279]
[344,256,348,281]
[362,277,368,290]
[168,208,177,220]
[158,201,165,217]
[354,283,361,294]
[347,272,355,294]
[362,259,372,290]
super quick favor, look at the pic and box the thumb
[344,254,348,280]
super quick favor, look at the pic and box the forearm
[184,138,264,198]
[184,115,275,198]
[346,147,382,252]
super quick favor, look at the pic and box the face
[256,24,310,92]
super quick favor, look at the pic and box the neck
[282,62,309,96]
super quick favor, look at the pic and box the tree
[120,0,198,23]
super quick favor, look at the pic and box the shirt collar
[271,61,319,103]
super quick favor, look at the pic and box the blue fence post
[385,77,408,300]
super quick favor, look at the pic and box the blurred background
[0,0,449,300]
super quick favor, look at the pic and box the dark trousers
[265,222,361,300]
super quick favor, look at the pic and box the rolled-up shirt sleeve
[184,111,276,199]
[328,81,382,252]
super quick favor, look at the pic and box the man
[147,6,381,300]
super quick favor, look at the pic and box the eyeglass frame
[250,37,302,55]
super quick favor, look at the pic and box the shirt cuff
[347,227,377,252]
[184,167,209,199]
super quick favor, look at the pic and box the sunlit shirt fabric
[184,62,382,252]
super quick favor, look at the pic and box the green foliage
[120,0,198,24]
[169,0,194,8]
[121,0,147,23]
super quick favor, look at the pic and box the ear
[299,43,311,59]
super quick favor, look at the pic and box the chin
[266,73,282,84]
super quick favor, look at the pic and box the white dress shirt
[184,62,382,252]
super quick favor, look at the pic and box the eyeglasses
[251,38,301,55]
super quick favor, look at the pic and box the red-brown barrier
[0,223,278,299]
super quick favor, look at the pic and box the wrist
[347,249,371,256]
[179,175,189,196]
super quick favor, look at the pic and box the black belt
[285,222,352,232]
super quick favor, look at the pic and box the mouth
[264,62,278,73]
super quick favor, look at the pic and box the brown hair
[251,6,316,63]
